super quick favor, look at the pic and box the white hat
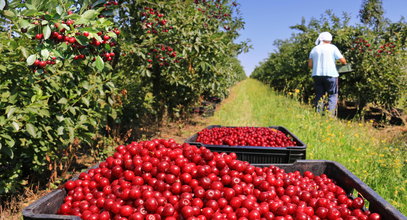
[315,32,332,45]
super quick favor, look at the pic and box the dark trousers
[313,76,338,115]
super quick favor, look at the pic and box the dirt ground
[151,116,210,142]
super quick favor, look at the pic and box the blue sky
[235,0,407,76]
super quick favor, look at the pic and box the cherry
[120,205,133,217]
[368,213,381,220]
[66,20,74,25]
[39,61,47,68]
[352,197,365,209]
[57,139,381,220]
[35,33,43,40]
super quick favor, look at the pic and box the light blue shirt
[309,43,344,77]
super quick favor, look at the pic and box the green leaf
[80,2,89,14]
[51,49,62,58]
[67,127,75,142]
[69,107,76,115]
[0,116,5,126]
[12,122,20,131]
[80,27,97,33]
[26,54,37,66]
[57,126,64,135]
[18,19,31,29]
[57,98,68,104]
[59,42,68,51]
[194,44,200,53]
[3,10,15,18]
[145,68,151,77]
[66,14,81,20]
[104,43,111,51]
[56,5,63,15]
[111,109,117,119]
[22,9,39,16]
[107,31,117,40]
[35,109,48,117]
[5,137,15,149]
[92,0,106,8]
[81,97,90,107]
[2,145,14,158]
[43,25,51,40]
[20,47,29,58]
[31,0,42,9]
[81,9,97,20]
[80,81,90,90]
[60,23,70,31]
[93,34,102,42]
[0,64,6,71]
[25,3,36,10]
[95,55,104,71]
[45,14,53,20]
[26,123,37,138]
[108,97,113,105]
[75,35,88,45]
[0,133,12,141]
[41,49,49,59]
[6,106,16,118]
[106,82,115,88]
[79,115,87,122]
[36,68,44,74]
[56,115,64,122]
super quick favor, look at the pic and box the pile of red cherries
[58,139,381,220]
[196,127,298,147]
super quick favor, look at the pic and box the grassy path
[208,78,407,215]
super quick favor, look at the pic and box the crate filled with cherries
[23,139,406,220]
[185,125,307,163]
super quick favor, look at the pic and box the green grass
[209,78,407,215]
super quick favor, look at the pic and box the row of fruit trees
[0,0,247,195]
[251,7,406,114]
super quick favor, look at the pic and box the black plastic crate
[23,160,407,220]
[255,160,407,220]
[184,125,306,163]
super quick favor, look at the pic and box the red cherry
[352,197,365,209]
[66,20,74,25]
[65,180,76,191]
[368,213,381,220]
[35,34,43,40]
[33,59,41,66]
[39,61,47,68]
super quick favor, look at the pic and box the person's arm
[334,46,346,65]
[308,59,313,69]
[338,57,346,65]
